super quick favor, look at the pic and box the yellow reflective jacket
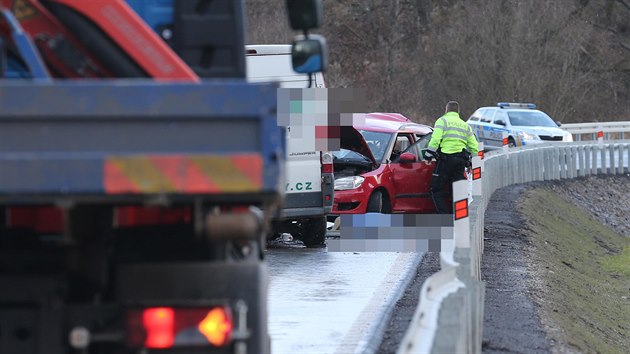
[428,111,479,155]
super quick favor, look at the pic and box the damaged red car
[332,113,437,214]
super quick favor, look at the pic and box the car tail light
[321,151,333,174]
[127,307,232,349]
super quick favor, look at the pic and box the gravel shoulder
[481,184,551,353]
[483,175,630,354]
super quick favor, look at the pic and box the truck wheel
[299,217,326,247]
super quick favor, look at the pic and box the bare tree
[246,0,630,123]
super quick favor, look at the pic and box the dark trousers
[430,154,467,214]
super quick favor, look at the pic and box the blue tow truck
[0,0,326,353]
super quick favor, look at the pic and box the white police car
[467,102,573,150]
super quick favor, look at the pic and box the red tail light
[127,307,233,349]
[115,206,192,227]
[143,308,175,349]
[8,206,64,233]
[321,151,333,173]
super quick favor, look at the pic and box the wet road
[266,242,422,354]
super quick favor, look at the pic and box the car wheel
[298,217,326,247]
[508,137,516,148]
[367,190,386,213]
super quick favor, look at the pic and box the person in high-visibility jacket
[426,101,479,213]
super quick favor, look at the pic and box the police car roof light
[497,102,537,109]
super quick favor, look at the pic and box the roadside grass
[519,189,630,354]
[602,246,630,277]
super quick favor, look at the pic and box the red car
[332,113,436,214]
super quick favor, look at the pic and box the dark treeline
[247,0,630,125]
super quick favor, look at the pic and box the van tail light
[127,307,232,349]
[321,151,333,174]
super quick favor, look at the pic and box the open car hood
[339,126,377,166]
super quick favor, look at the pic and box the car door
[388,133,435,213]
[486,110,509,148]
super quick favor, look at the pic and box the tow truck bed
[0,80,281,204]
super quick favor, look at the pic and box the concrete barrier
[398,140,630,354]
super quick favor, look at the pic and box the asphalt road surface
[265,241,422,354]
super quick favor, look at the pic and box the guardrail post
[514,152,520,184]
[600,143,607,174]
[540,148,545,180]
[624,144,629,174]
[587,145,592,175]
[543,148,550,180]
[453,180,470,249]
[524,151,530,182]
[569,146,577,178]
[559,148,567,179]
[524,151,530,183]
[617,144,624,175]
[502,131,509,158]
[610,144,617,175]
[578,145,587,177]
[588,145,597,175]
[525,149,536,182]
[472,156,482,197]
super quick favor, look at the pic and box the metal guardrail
[399,138,630,353]
[562,121,630,141]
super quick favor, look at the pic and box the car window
[480,109,495,123]
[468,109,481,122]
[492,110,508,125]
[390,134,415,161]
[358,130,392,162]
[405,133,433,161]
[332,148,372,164]
[507,111,557,127]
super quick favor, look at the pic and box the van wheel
[367,190,386,213]
[299,217,326,247]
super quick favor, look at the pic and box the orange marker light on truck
[198,308,233,347]
[454,199,468,220]
[143,308,175,349]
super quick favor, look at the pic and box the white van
[246,44,332,247]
